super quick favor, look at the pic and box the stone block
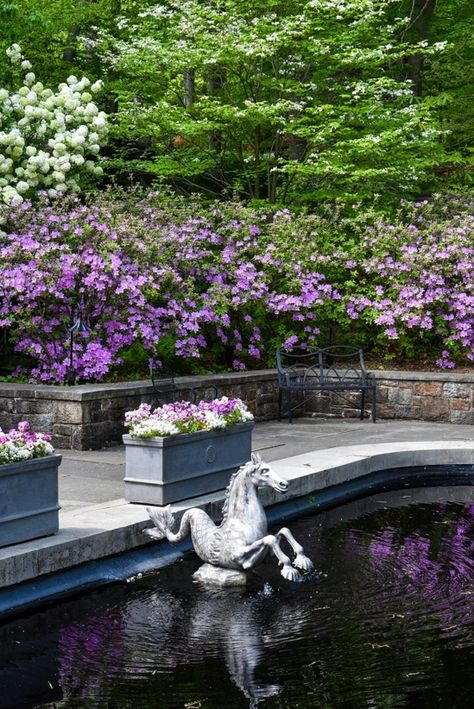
[414,382,442,396]
[421,397,450,421]
[443,383,471,399]
[379,379,397,388]
[260,381,277,395]
[376,404,395,419]
[54,401,83,425]
[78,422,123,450]
[90,407,110,423]
[376,386,390,402]
[71,427,86,450]
[340,409,359,419]
[388,387,413,405]
[53,423,73,437]
[261,403,277,418]
[449,410,474,424]
[20,413,53,432]
[393,404,419,420]
[451,398,471,411]
[0,398,14,413]
[51,434,72,448]
[309,397,330,414]
[0,413,18,431]
[256,392,276,405]
[16,399,53,415]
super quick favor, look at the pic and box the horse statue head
[248,452,289,495]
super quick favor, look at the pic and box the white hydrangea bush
[0,44,108,209]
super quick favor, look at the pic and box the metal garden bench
[276,345,377,423]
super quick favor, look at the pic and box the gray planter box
[123,422,254,505]
[0,454,61,548]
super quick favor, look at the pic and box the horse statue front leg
[236,534,302,582]
[274,527,314,572]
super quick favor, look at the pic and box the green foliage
[395,0,474,188]
[94,0,450,205]
[1,0,472,207]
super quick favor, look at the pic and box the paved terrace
[58,418,474,511]
[1,418,474,613]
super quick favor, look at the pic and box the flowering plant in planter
[125,397,254,439]
[0,421,54,465]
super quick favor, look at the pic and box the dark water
[1,486,474,709]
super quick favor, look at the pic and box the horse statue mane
[220,459,254,524]
[146,453,314,585]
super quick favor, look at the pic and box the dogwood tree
[96,0,446,204]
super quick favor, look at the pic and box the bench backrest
[277,345,369,385]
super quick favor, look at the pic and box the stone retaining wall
[0,371,279,450]
[0,369,473,450]
[311,370,474,425]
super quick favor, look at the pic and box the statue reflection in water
[56,578,302,706]
[121,580,289,707]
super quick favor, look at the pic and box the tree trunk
[208,66,226,151]
[254,126,261,199]
[184,69,195,108]
[288,134,307,162]
[406,0,437,97]
[63,26,80,62]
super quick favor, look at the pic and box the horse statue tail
[145,506,192,543]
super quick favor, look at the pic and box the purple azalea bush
[0,191,338,382]
[344,195,474,367]
[0,420,54,464]
[0,189,472,383]
[124,396,254,438]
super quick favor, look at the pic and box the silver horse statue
[145,453,313,583]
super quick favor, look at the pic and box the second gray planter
[123,422,254,505]
[0,454,61,548]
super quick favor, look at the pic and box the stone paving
[58,417,474,511]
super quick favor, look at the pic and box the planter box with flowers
[0,422,61,548]
[123,397,254,505]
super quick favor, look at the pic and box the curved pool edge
[1,440,473,620]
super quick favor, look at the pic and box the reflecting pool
[1,485,474,708]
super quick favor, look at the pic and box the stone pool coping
[0,439,473,618]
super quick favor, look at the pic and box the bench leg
[278,389,282,421]
[360,389,366,420]
[288,389,293,424]
[372,387,377,423]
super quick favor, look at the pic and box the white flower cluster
[0,44,108,207]
[203,410,227,429]
[128,419,180,437]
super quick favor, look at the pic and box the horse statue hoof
[281,564,302,582]
[193,563,247,587]
[294,554,314,571]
